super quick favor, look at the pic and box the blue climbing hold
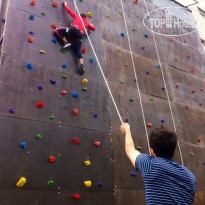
[121,32,126,37]
[20,142,27,149]
[51,37,57,44]
[134,78,137,82]
[161,119,165,123]
[125,118,129,122]
[157,63,161,68]
[93,114,98,118]
[10,107,15,113]
[38,84,43,90]
[141,46,145,50]
[130,172,137,177]
[72,92,79,98]
[29,14,35,20]
[26,62,33,69]
[50,79,56,84]
[203,161,205,165]
[161,86,165,91]
[97,182,102,187]
[146,70,150,75]
[144,33,149,38]
[29,31,34,35]
[62,63,67,68]
[90,58,95,63]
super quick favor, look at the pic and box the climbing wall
[0,0,205,205]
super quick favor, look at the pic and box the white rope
[72,0,123,124]
[119,0,151,155]
[142,0,184,165]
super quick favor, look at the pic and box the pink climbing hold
[36,102,44,108]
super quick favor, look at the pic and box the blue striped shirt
[135,154,196,205]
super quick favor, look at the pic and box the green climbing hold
[49,115,55,120]
[48,181,54,186]
[150,97,154,101]
[82,87,88,91]
[41,12,46,16]
[36,134,42,140]
[80,0,84,2]
[190,152,194,157]
[137,146,142,150]
[133,28,136,31]
[129,98,134,102]
[61,49,66,53]
[61,74,67,79]
[120,80,124,84]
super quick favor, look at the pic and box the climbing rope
[72,0,123,124]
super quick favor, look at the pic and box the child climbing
[54,1,96,75]
[121,123,196,205]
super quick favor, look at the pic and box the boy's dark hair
[149,126,177,158]
[80,13,86,18]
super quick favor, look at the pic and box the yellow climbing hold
[119,10,123,13]
[87,12,93,18]
[82,78,88,85]
[16,177,27,187]
[125,63,129,67]
[84,160,91,166]
[136,15,140,18]
[39,50,46,54]
[84,180,92,188]
[106,15,110,18]
[117,48,120,52]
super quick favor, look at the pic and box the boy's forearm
[125,129,135,155]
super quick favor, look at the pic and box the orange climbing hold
[51,24,57,29]
[31,0,36,5]
[48,156,56,163]
[52,2,57,7]
[28,37,34,43]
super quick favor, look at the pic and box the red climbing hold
[188,118,191,121]
[134,0,138,4]
[147,123,152,128]
[72,138,80,144]
[192,90,195,94]
[72,109,78,116]
[198,138,201,142]
[170,39,174,42]
[94,141,101,147]
[174,58,178,62]
[73,194,80,200]
[191,70,194,73]
[184,40,187,43]
[31,0,36,5]
[81,48,86,53]
[197,115,201,119]
[36,102,44,108]
[52,2,57,7]
[199,103,203,106]
[61,91,67,95]
[185,105,189,109]
[51,24,57,29]
[176,85,179,88]
[187,55,191,59]
[200,88,203,92]
[28,37,34,43]
[48,156,56,163]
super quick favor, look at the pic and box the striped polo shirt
[135,154,196,205]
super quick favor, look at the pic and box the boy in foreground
[121,123,196,205]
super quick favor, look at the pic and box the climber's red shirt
[64,5,95,33]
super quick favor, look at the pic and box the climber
[54,1,95,75]
[121,123,196,205]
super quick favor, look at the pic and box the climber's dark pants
[54,26,83,59]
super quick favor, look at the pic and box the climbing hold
[52,2,57,7]
[146,70,150,75]
[39,50,46,54]
[61,49,66,53]
[188,118,191,122]
[9,107,15,113]
[41,12,46,16]
[120,80,124,84]
[191,70,194,73]
[80,0,84,2]
[87,12,93,18]
[198,138,201,142]
[147,123,152,128]
[29,14,35,20]
[97,182,102,187]
[93,114,98,118]
[29,31,34,35]
[72,92,79,98]
[187,55,191,59]
[190,152,194,157]
[176,85,179,88]
[170,39,174,42]
[94,141,101,147]
[61,63,67,68]
[20,142,27,149]
[36,101,44,108]
[16,177,27,187]
[84,181,92,188]
[73,138,80,144]
[161,86,165,91]
[200,88,203,92]
[117,48,120,52]
[72,109,78,116]
[106,15,110,18]
[81,48,86,53]
[157,63,161,68]
[132,28,136,31]
[144,33,149,38]
[73,194,80,200]
[26,62,33,69]
[49,115,55,119]
[48,181,54,186]
[50,79,56,84]
[82,78,88,85]
[134,78,137,82]
[137,146,142,150]
[61,74,67,79]
[197,115,200,119]
[28,37,34,43]
[134,0,138,4]
[130,172,137,177]
[199,103,203,106]
[185,105,189,109]
[184,40,187,43]
[82,87,87,91]
[84,160,91,166]
[51,37,57,44]
[36,134,42,140]
[187,94,191,98]
[90,58,95,63]
[150,97,154,101]
[61,91,67,95]
[125,118,129,122]
[192,90,195,94]
[129,98,134,102]
[48,156,56,163]
[31,0,36,6]
[51,24,57,29]
[161,119,165,123]
[141,46,145,50]
[119,10,123,13]
[175,58,178,62]
[125,63,129,67]
[38,84,43,90]
[121,32,126,37]
[203,161,205,165]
